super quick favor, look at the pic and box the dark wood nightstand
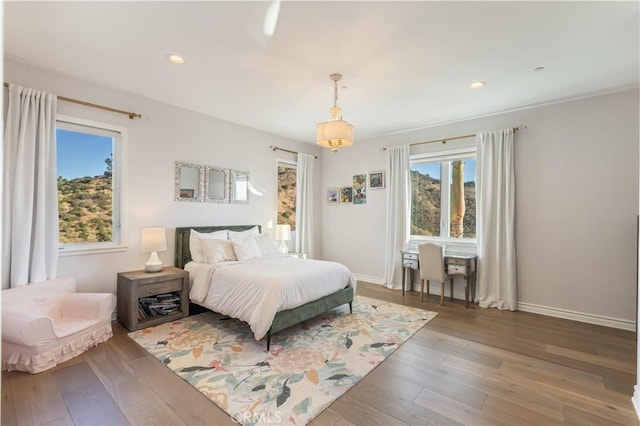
[117,267,189,331]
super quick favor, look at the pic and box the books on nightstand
[137,292,181,319]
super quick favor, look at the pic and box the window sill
[408,236,477,254]
[58,244,129,257]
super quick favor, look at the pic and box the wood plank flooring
[2,282,638,425]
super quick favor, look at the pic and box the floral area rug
[128,296,437,425]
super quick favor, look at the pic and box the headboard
[174,225,262,269]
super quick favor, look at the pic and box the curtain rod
[3,82,143,120]
[382,126,526,151]
[270,145,318,159]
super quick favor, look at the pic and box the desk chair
[418,242,453,305]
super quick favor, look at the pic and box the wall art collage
[327,171,385,205]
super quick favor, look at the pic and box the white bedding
[185,255,356,340]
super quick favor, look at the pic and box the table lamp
[141,228,167,272]
[275,224,291,254]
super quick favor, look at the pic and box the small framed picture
[340,187,353,204]
[369,171,384,189]
[327,188,340,205]
[353,174,367,204]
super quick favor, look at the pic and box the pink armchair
[2,277,116,373]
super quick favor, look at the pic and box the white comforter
[185,255,356,340]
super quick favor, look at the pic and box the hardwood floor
[3,282,638,425]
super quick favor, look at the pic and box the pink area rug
[129,296,436,425]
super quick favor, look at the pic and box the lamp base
[278,240,289,254]
[145,251,163,273]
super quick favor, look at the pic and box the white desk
[401,250,477,308]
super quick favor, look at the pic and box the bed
[174,225,355,349]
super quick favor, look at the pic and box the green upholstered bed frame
[174,226,354,350]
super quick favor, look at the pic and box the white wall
[4,58,323,294]
[634,109,640,419]
[5,59,638,328]
[320,89,640,326]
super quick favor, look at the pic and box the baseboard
[409,278,470,301]
[345,275,637,331]
[517,302,636,331]
[353,274,385,286]
[633,386,640,421]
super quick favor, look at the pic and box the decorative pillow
[255,233,279,256]
[230,235,261,261]
[201,238,237,264]
[228,226,260,239]
[190,229,228,263]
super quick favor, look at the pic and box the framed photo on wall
[179,188,195,199]
[340,187,353,204]
[353,174,366,204]
[369,171,384,189]
[327,188,340,205]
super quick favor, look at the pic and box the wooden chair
[418,242,453,305]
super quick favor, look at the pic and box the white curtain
[2,84,58,289]
[295,153,315,258]
[476,128,517,310]
[383,145,410,289]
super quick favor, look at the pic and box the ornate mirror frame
[230,169,250,204]
[205,166,230,203]
[175,161,205,202]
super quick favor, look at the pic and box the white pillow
[228,226,260,239]
[190,229,229,263]
[255,233,279,256]
[230,235,261,261]
[201,238,237,264]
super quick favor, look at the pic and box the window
[277,161,297,230]
[410,150,476,240]
[56,116,126,252]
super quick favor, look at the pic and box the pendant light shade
[316,73,353,153]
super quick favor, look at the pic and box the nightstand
[287,252,307,259]
[117,267,189,331]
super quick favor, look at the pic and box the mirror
[175,161,204,202]
[230,170,250,204]
[205,166,229,203]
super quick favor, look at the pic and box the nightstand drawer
[447,257,467,266]
[403,253,418,261]
[448,265,467,275]
[138,278,183,298]
[403,259,418,269]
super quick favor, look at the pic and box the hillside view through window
[277,163,296,230]
[410,158,476,238]
[56,127,115,244]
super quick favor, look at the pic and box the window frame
[56,114,128,256]
[409,146,477,248]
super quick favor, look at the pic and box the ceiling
[4,1,639,143]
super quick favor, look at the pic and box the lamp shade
[275,224,291,241]
[275,224,291,254]
[316,120,353,152]
[141,228,167,253]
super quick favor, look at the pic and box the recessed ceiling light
[534,66,545,72]
[469,81,486,89]
[167,54,185,64]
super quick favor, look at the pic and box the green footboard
[266,286,354,349]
